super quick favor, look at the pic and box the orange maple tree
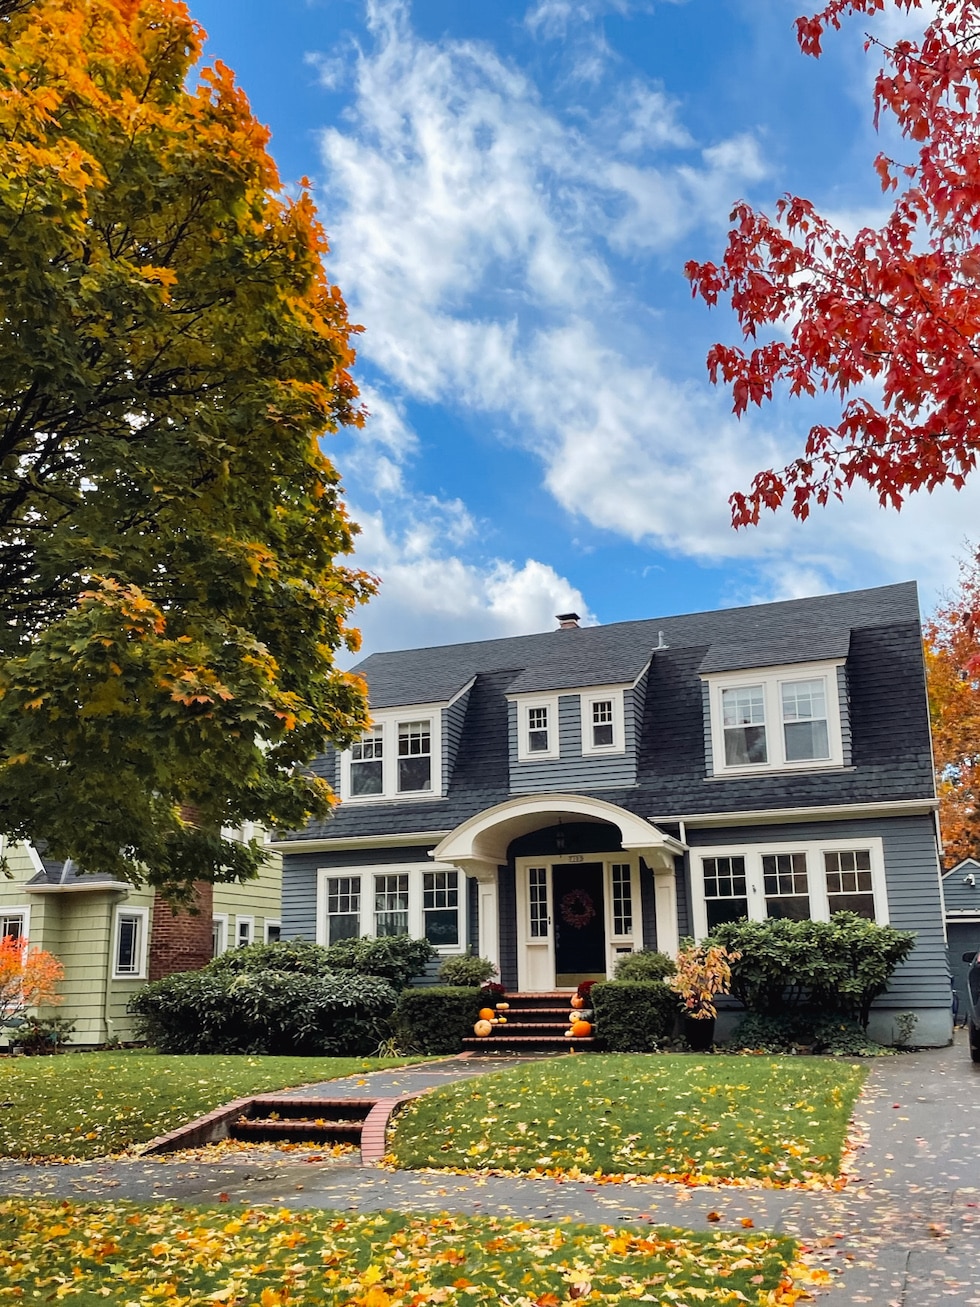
[0,936,63,1029]
[686,1,980,557]
[925,547,980,864]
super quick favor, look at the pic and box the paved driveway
[2,1039,980,1303]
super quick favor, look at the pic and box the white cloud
[315,0,968,641]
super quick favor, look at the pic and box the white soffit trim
[26,881,131,894]
[652,798,939,828]
[268,831,451,854]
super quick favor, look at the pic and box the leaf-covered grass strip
[0,1198,805,1306]
[388,1053,866,1186]
[0,1052,423,1159]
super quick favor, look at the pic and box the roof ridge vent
[556,612,580,629]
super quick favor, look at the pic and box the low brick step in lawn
[230,1097,375,1147]
[461,991,596,1053]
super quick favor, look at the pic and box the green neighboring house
[0,832,282,1047]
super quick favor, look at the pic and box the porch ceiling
[431,793,686,875]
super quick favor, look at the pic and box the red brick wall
[148,881,215,980]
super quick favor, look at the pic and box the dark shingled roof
[283,581,932,843]
[27,856,127,890]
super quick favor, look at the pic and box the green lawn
[0,1199,801,1306]
[0,1052,423,1159]
[388,1054,866,1185]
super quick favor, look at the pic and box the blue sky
[190,0,976,654]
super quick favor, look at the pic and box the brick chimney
[148,881,215,980]
[556,612,581,629]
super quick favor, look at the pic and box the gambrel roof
[288,580,933,843]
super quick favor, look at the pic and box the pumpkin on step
[570,994,585,1009]
[478,1008,495,1022]
[570,1019,592,1038]
[473,1019,493,1037]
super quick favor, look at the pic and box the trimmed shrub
[613,949,676,983]
[437,955,497,987]
[591,981,677,1052]
[322,936,436,988]
[129,970,398,1054]
[206,939,334,976]
[728,1012,894,1057]
[394,986,484,1054]
[708,913,915,1027]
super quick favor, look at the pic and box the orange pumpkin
[478,1007,495,1022]
[570,994,585,1009]
[570,1019,592,1038]
[567,1012,579,1024]
[473,1019,493,1037]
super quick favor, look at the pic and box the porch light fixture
[554,818,565,854]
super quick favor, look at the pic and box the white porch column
[451,858,500,972]
[640,847,680,958]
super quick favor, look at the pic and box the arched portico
[431,795,687,988]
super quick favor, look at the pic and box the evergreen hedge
[591,981,677,1052]
[393,986,484,1054]
[708,912,915,1028]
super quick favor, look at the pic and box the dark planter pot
[683,1015,716,1051]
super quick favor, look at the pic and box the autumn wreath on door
[560,888,596,929]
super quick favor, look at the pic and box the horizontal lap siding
[837,665,852,767]
[942,864,980,912]
[509,694,637,793]
[282,846,437,941]
[498,865,518,989]
[687,815,948,1009]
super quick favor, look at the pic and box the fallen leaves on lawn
[0,1199,802,1305]
[388,1054,864,1188]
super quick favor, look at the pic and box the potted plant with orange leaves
[668,940,740,1051]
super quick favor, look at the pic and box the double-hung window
[515,697,560,761]
[707,662,843,775]
[113,907,148,979]
[350,729,384,796]
[375,873,409,936]
[342,713,440,800]
[580,688,626,755]
[692,839,886,937]
[0,909,27,942]
[317,863,465,953]
[327,876,362,942]
[397,721,431,793]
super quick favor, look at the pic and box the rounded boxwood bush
[129,969,398,1055]
[613,949,676,983]
[437,955,497,987]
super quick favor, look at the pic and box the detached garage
[943,858,980,1021]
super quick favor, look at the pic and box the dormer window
[515,696,560,762]
[705,662,844,776]
[350,729,384,796]
[581,687,625,756]
[340,710,442,801]
[397,720,431,792]
[528,707,550,753]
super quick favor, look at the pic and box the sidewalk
[2,1040,979,1303]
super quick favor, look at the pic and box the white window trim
[264,919,281,944]
[0,905,30,941]
[690,836,889,940]
[236,915,254,947]
[703,660,845,777]
[581,686,627,757]
[339,704,444,802]
[314,862,466,954]
[212,913,229,957]
[112,905,149,980]
[513,695,560,762]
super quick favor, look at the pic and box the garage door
[948,921,980,1020]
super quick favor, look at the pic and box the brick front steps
[142,1094,415,1164]
[461,991,596,1053]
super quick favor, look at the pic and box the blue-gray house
[273,581,952,1045]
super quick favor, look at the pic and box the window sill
[340,790,444,804]
[703,764,854,782]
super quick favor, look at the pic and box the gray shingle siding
[943,860,980,912]
[442,685,472,793]
[687,814,948,1010]
[497,865,518,989]
[837,664,852,768]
